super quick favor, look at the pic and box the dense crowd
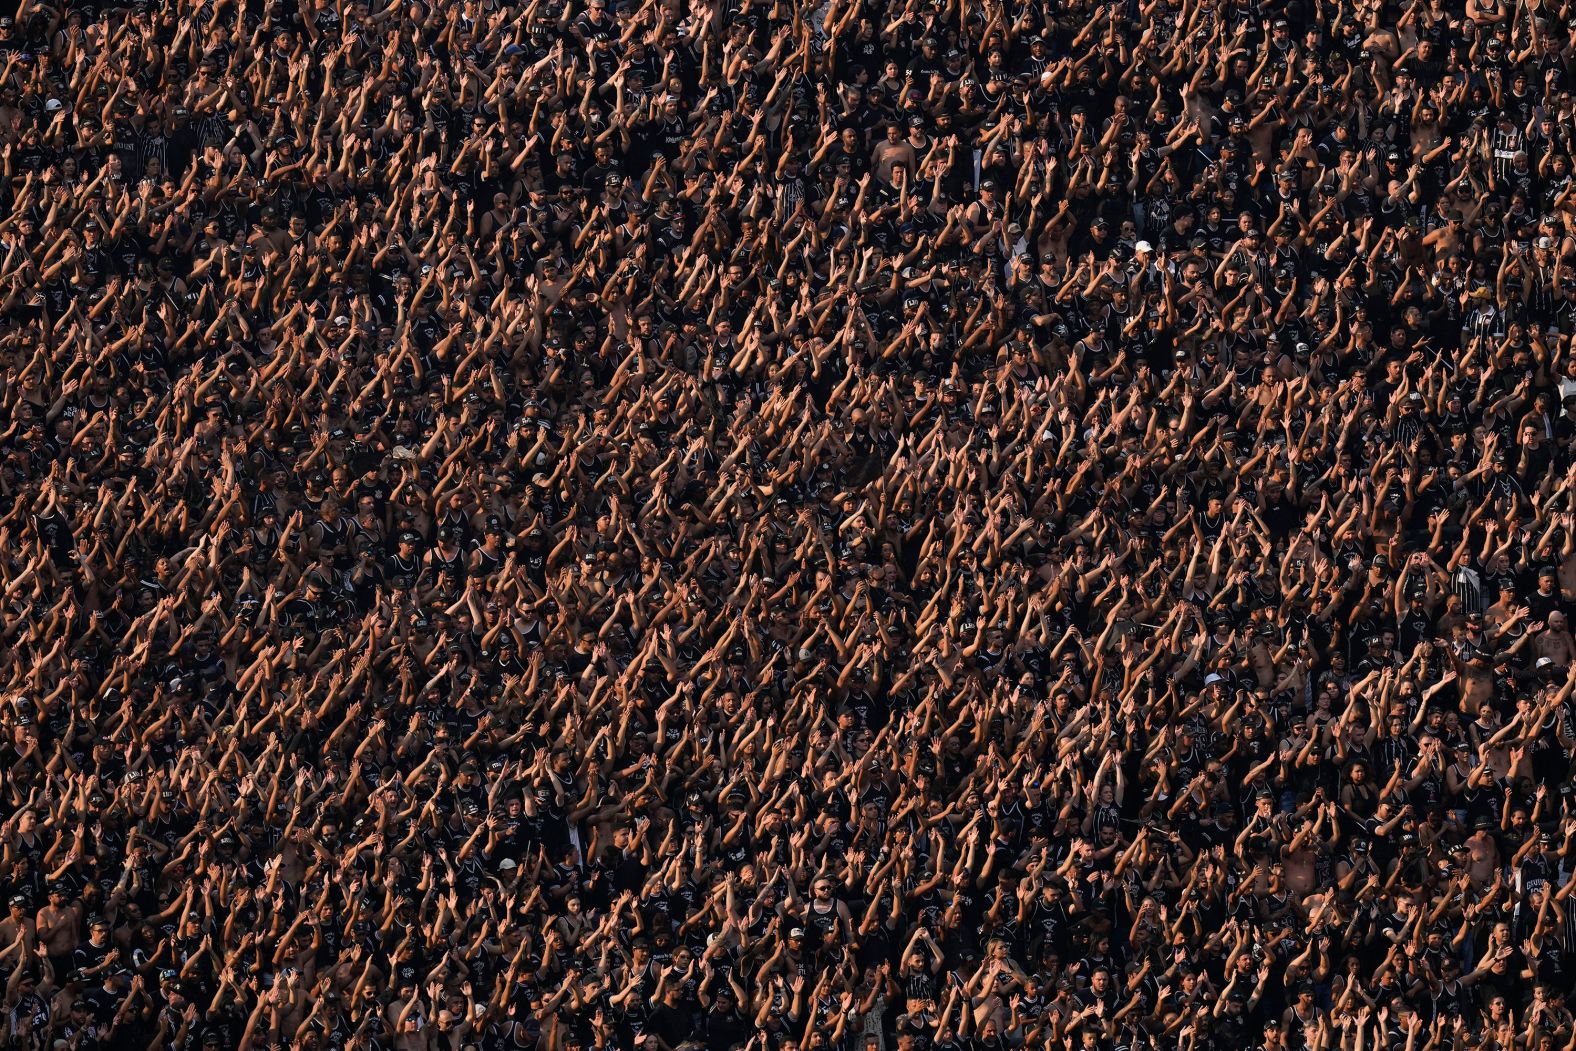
[4,0,1576,1048]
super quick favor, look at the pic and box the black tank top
[472,544,503,575]
[808,898,839,937]
[317,516,346,547]
[431,545,467,579]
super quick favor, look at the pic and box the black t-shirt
[646,1000,694,1048]
[80,985,121,1023]
[1528,587,1565,622]
[704,1007,750,1051]
[72,940,113,975]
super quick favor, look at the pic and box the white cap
[1135,240,1153,254]
[44,98,63,113]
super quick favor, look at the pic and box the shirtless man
[0,83,25,141]
[1247,628,1277,688]
[1534,612,1576,667]
[1452,615,1496,715]
[1281,804,1333,902]
[34,884,80,981]
[1557,513,1576,598]
[247,205,292,259]
[1483,581,1525,635]
[1465,817,1502,886]
[0,894,34,965]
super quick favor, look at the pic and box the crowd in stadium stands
[5,0,1576,1049]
